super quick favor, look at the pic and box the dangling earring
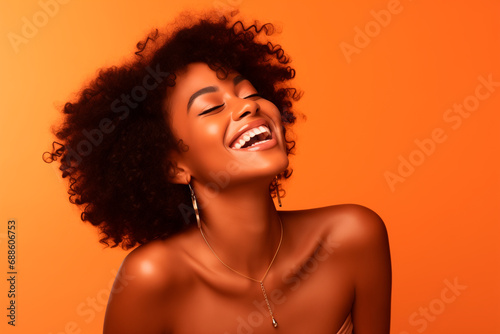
[275,176,282,207]
[188,183,201,228]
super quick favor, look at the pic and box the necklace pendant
[199,218,284,329]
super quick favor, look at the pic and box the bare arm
[342,204,392,333]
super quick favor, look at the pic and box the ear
[165,152,192,185]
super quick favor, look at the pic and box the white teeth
[233,139,246,149]
[248,139,270,147]
[231,125,271,149]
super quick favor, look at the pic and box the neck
[192,179,282,279]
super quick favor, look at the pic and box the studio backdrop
[1,0,499,333]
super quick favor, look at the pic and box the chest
[169,242,354,334]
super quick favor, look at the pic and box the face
[165,62,289,187]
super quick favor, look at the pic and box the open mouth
[230,125,272,150]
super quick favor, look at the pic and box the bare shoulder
[120,237,187,288]
[328,204,389,248]
[282,203,390,251]
[103,238,188,334]
[286,204,392,332]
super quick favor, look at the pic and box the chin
[278,155,290,173]
[265,154,290,179]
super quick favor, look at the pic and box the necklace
[199,215,283,328]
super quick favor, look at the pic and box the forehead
[168,63,237,98]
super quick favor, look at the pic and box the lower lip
[231,136,278,152]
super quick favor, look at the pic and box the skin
[103,62,392,334]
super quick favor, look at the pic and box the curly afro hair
[43,10,303,250]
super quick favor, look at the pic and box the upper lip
[227,118,272,148]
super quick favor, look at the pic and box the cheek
[205,123,220,137]
[263,101,281,120]
[190,120,225,149]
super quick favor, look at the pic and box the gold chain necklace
[199,215,283,328]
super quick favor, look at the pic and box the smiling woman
[43,9,391,334]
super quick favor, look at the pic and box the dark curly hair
[43,10,303,250]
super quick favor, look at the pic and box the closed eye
[198,94,259,116]
[198,103,225,116]
[244,93,260,99]
[198,92,262,116]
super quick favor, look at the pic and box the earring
[275,176,282,207]
[188,183,201,228]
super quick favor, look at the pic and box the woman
[44,10,391,334]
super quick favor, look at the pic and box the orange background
[1,0,499,333]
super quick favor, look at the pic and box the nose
[231,98,259,121]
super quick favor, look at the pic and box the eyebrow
[187,75,247,113]
[233,75,246,86]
